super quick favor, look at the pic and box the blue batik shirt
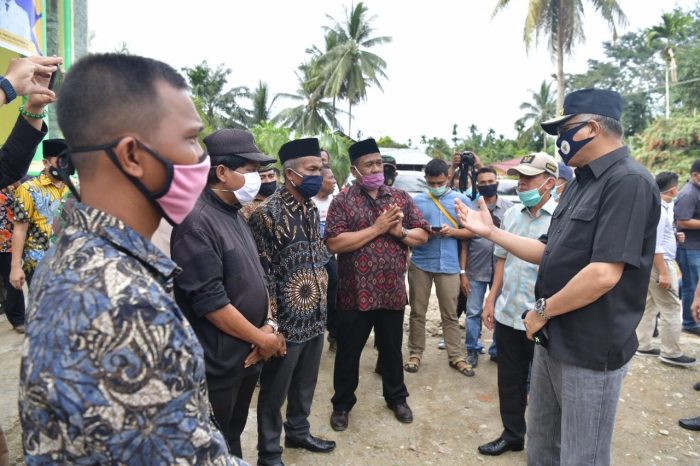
[411,189,472,274]
[19,203,247,466]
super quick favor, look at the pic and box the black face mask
[258,181,277,197]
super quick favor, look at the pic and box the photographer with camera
[450,151,483,199]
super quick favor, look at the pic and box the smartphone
[431,226,441,231]
[521,310,549,348]
[48,67,63,92]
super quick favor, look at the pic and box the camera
[456,151,478,200]
[460,151,475,167]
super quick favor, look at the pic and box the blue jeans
[676,248,700,330]
[465,280,497,356]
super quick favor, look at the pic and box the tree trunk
[665,62,670,119]
[556,20,565,114]
[348,101,353,136]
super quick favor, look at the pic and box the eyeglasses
[557,120,591,136]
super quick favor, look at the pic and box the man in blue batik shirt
[19,54,247,465]
[406,159,475,376]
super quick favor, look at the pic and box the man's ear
[112,137,143,178]
[215,165,228,184]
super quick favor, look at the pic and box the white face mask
[234,171,261,204]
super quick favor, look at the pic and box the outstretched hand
[455,197,495,238]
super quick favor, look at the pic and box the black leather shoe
[257,462,285,466]
[284,434,336,453]
[478,437,524,456]
[682,327,700,337]
[693,381,700,391]
[679,416,700,431]
[387,402,413,423]
[330,410,348,431]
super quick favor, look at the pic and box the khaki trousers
[636,261,682,358]
[407,263,465,364]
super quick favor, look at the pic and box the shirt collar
[67,203,178,278]
[520,196,557,217]
[575,146,629,180]
[350,182,392,199]
[203,186,241,214]
[280,185,314,212]
[38,173,54,187]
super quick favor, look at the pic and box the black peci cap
[278,138,321,164]
[42,138,68,158]
[348,138,380,162]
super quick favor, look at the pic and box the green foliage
[633,115,700,178]
[318,132,353,185]
[516,80,556,151]
[247,81,277,127]
[183,61,249,130]
[425,137,452,160]
[249,122,290,160]
[375,136,408,148]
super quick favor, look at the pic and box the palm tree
[273,66,340,135]
[183,61,248,130]
[517,80,556,151]
[319,2,391,134]
[493,0,627,113]
[247,81,278,126]
[647,10,692,119]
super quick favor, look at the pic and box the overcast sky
[88,0,696,144]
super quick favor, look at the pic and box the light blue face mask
[428,185,448,197]
[551,187,559,202]
[517,179,551,208]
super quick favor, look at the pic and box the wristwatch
[534,298,550,321]
[263,318,279,334]
[400,227,408,239]
[459,270,467,275]
[0,77,17,103]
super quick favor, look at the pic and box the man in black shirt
[457,89,659,465]
[673,159,700,336]
[171,128,283,459]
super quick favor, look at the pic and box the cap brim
[541,114,574,135]
[237,152,275,163]
[507,165,546,177]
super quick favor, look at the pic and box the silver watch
[263,318,279,333]
[535,298,549,321]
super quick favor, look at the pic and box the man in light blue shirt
[407,159,475,376]
[478,152,557,457]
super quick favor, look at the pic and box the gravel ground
[2,295,700,465]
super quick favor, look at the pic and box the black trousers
[495,321,534,444]
[325,256,338,341]
[208,372,259,459]
[332,308,408,411]
[257,334,324,465]
[0,252,24,327]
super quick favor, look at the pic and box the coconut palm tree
[183,61,248,130]
[493,0,627,113]
[246,81,278,126]
[273,66,340,135]
[319,2,391,134]
[647,10,692,119]
[516,80,556,151]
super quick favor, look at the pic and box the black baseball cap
[203,129,274,163]
[541,89,624,135]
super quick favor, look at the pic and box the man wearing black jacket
[171,128,283,460]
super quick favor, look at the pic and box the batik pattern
[19,203,247,466]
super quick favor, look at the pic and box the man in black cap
[171,128,282,460]
[248,137,335,466]
[324,138,429,430]
[382,155,397,186]
[457,89,660,465]
[10,138,69,290]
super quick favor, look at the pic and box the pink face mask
[155,154,210,224]
[357,171,385,190]
[61,139,211,226]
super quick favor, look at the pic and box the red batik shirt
[324,183,429,311]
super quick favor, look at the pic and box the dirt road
[2,298,700,465]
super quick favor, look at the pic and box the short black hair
[655,171,679,192]
[691,159,700,175]
[477,167,497,177]
[424,159,449,177]
[207,155,248,185]
[260,166,280,176]
[57,53,188,148]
